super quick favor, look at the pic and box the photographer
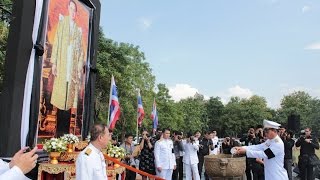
[120,133,138,180]
[139,130,156,180]
[183,133,200,180]
[282,130,295,180]
[198,131,214,180]
[172,131,184,180]
[255,125,265,143]
[222,136,239,154]
[295,127,319,180]
[240,127,262,180]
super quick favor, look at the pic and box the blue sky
[100,0,320,108]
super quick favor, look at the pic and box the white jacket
[76,143,107,180]
[0,159,29,180]
[244,135,288,180]
[154,139,176,169]
[183,141,199,165]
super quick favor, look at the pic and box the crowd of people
[0,120,319,180]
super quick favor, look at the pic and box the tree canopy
[0,4,319,138]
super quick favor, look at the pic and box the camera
[189,136,195,142]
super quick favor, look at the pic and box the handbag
[308,154,320,166]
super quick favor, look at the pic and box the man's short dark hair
[287,130,294,137]
[305,127,312,131]
[256,125,263,129]
[125,133,134,138]
[162,128,171,133]
[90,122,107,141]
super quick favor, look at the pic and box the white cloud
[304,42,320,50]
[217,85,254,105]
[138,17,153,30]
[227,85,253,99]
[302,5,311,13]
[169,84,199,102]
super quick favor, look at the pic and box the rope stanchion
[104,155,165,180]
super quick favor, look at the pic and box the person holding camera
[198,131,214,180]
[222,136,239,154]
[139,130,156,180]
[295,127,319,180]
[172,131,184,180]
[282,130,295,180]
[183,132,200,180]
[120,133,138,180]
[154,128,176,180]
[240,127,262,180]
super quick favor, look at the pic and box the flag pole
[152,98,156,137]
[136,89,139,144]
[107,75,113,126]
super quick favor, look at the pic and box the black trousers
[125,166,136,180]
[198,155,204,178]
[299,162,315,180]
[198,155,209,180]
[56,109,71,137]
[172,157,183,180]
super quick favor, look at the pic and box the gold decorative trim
[74,141,88,151]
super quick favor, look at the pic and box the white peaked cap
[263,119,281,129]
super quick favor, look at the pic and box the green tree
[205,96,224,131]
[219,96,272,137]
[95,30,156,138]
[0,0,12,93]
[277,91,314,128]
[177,93,207,133]
[154,83,183,131]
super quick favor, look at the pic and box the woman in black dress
[139,130,156,180]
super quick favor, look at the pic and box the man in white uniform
[154,128,176,180]
[235,119,288,180]
[76,122,110,180]
[183,133,200,180]
[0,147,38,180]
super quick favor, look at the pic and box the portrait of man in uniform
[37,0,91,139]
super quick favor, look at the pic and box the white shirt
[76,143,107,180]
[0,159,29,180]
[210,136,219,155]
[244,135,288,180]
[154,139,176,170]
[182,141,199,165]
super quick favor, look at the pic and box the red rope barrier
[104,155,164,180]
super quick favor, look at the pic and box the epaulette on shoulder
[85,148,92,156]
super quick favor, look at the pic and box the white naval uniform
[244,135,288,180]
[183,141,200,180]
[76,143,107,180]
[154,139,176,180]
[0,159,29,180]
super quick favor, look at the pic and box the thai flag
[151,99,158,130]
[108,76,120,129]
[137,90,145,127]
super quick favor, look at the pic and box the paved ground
[135,166,319,180]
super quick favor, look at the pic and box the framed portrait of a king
[37,0,93,140]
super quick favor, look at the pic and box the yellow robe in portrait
[50,15,84,111]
